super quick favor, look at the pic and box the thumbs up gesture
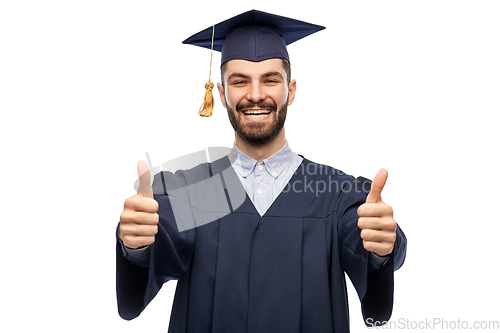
[357,169,397,257]
[118,161,159,249]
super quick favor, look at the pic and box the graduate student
[116,9,407,333]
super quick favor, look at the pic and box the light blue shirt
[229,141,303,216]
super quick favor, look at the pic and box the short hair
[220,58,291,88]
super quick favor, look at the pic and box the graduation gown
[116,156,407,332]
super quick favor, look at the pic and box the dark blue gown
[116,156,407,332]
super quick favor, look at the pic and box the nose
[246,82,266,103]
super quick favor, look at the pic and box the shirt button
[243,171,248,176]
[272,172,277,177]
[257,189,263,195]
[257,165,264,170]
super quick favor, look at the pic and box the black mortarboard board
[183,9,325,65]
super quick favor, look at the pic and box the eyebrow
[262,71,284,80]
[227,71,284,82]
[227,73,251,81]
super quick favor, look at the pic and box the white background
[1,1,499,332]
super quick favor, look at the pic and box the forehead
[223,59,285,78]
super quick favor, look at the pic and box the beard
[226,98,288,145]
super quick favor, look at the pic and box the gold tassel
[199,81,214,117]
[199,25,215,117]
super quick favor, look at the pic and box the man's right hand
[118,160,159,249]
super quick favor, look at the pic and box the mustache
[236,100,277,112]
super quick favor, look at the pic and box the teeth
[246,114,268,118]
[244,109,271,116]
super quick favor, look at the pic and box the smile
[243,109,272,118]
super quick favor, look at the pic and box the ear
[217,83,226,108]
[287,79,297,106]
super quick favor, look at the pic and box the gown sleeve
[116,171,196,320]
[337,176,407,325]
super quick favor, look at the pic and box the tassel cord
[199,25,215,117]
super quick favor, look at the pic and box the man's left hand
[357,169,397,257]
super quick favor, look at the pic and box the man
[116,10,406,332]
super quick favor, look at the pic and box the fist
[119,160,159,249]
[357,169,397,257]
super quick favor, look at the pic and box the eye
[231,80,247,86]
[264,76,282,84]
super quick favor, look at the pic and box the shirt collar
[229,145,257,178]
[229,141,294,179]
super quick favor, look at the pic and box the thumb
[137,160,153,198]
[366,168,388,203]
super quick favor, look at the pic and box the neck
[234,129,286,162]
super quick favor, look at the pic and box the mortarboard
[183,9,325,65]
[182,9,325,117]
